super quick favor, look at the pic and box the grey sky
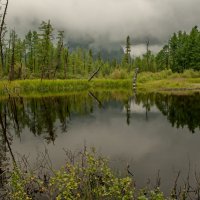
[6,0,200,54]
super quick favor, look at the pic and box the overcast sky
[6,0,200,55]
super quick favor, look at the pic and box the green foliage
[182,69,200,78]
[0,71,199,97]
[156,45,169,71]
[135,69,200,93]
[138,70,173,83]
[0,79,133,97]
[123,35,131,66]
[9,150,175,200]
[1,21,200,80]
[159,26,200,73]
[10,167,32,200]
[137,69,200,83]
[9,150,134,200]
[8,150,182,199]
[137,188,165,200]
[110,69,128,79]
[133,26,200,73]
[133,51,157,72]
[49,151,133,199]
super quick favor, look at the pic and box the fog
[5,0,200,54]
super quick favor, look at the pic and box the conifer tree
[38,20,54,79]
[125,35,131,65]
[54,30,64,78]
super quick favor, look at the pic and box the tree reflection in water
[0,92,199,144]
[135,92,200,133]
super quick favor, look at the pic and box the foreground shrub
[9,150,134,200]
[8,149,194,200]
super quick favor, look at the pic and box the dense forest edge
[0,20,200,94]
[0,20,200,79]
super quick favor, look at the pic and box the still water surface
[0,91,200,192]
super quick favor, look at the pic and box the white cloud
[5,0,200,53]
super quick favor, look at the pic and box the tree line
[156,26,200,72]
[131,26,199,73]
[0,20,106,80]
[0,1,200,80]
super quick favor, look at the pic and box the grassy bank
[0,70,200,97]
[0,79,132,97]
[137,69,200,93]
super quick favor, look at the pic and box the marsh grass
[0,79,132,98]
[137,69,200,93]
[0,69,199,97]
[137,69,200,83]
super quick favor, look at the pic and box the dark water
[0,91,200,193]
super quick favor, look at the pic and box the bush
[110,69,128,79]
[182,69,200,78]
[137,69,173,83]
[7,148,192,199]
[9,149,134,200]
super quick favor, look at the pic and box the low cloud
[5,0,200,54]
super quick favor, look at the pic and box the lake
[0,91,200,194]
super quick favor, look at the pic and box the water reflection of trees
[0,92,199,142]
[136,93,200,133]
[0,92,199,146]
[0,95,96,143]
[0,92,128,144]
[0,101,17,197]
[156,93,200,133]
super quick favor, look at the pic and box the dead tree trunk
[133,67,139,89]
[0,0,9,71]
[88,91,103,108]
[88,66,101,81]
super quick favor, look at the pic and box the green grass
[0,70,200,97]
[137,69,200,93]
[0,79,132,98]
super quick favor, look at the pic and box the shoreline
[0,78,199,98]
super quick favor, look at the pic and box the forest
[0,18,200,81]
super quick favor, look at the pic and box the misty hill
[68,40,124,62]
